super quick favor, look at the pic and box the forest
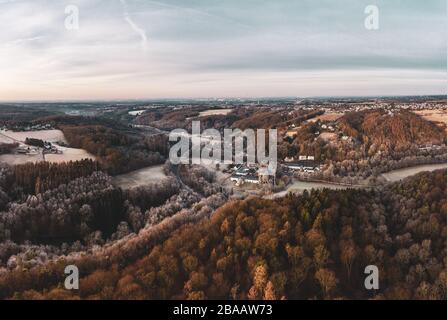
[231,109,322,130]
[2,169,447,299]
[338,110,446,148]
[51,116,168,174]
[134,105,320,132]
[0,105,58,128]
[0,155,229,298]
[13,160,100,195]
[2,104,447,300]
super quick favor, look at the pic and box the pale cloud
[120,0,148,51]
[0,0,446,100]
[5,36,46,47]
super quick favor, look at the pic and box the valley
[2,97,447,300]
[2,0,446,304]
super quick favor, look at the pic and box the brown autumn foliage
[232,109,322,130]
[338,110,446,149]
[60,124,165,174]
[136,105,322,131]
[279,110,447,182]
[5,169,447,300]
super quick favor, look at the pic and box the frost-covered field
[0,153,44,165]
[199,109,232,117]
[305,112,344,123]
[129,110,146,116]
[0,130,95,165]
[44,146,96,163]
[0,129,67,143]
[112,165,167,189]
[415,110,447,128]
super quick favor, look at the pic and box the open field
[415,109,447,129]
[319,132,338,142]
[0,130,95,165]
[0,133,15,144]
[44,146,96,163]
[112,165,167,189]
[308,112,343,122]
[199,109,233,117]
[0,153,43,165]
[0,147,95,165]
[306,112,344,123]
[129,110,146,116]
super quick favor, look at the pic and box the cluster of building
[307,101,447,114]
[229,156,322,187]
[283,156,321,173]
[16,141,62,156]
[230,164,276,186]
[419,144,445,152]
[42,142,62,154]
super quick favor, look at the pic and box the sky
[0,0,447,100]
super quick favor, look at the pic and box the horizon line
[2,94,447,104]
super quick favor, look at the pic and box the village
[224,100,447,190]
[228,155,321,187]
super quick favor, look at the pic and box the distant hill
[0,105,56,125]
[339,110,446,148]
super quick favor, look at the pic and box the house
[285,159,319,172]
[245,175,260,184]
[231,174,260,185]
